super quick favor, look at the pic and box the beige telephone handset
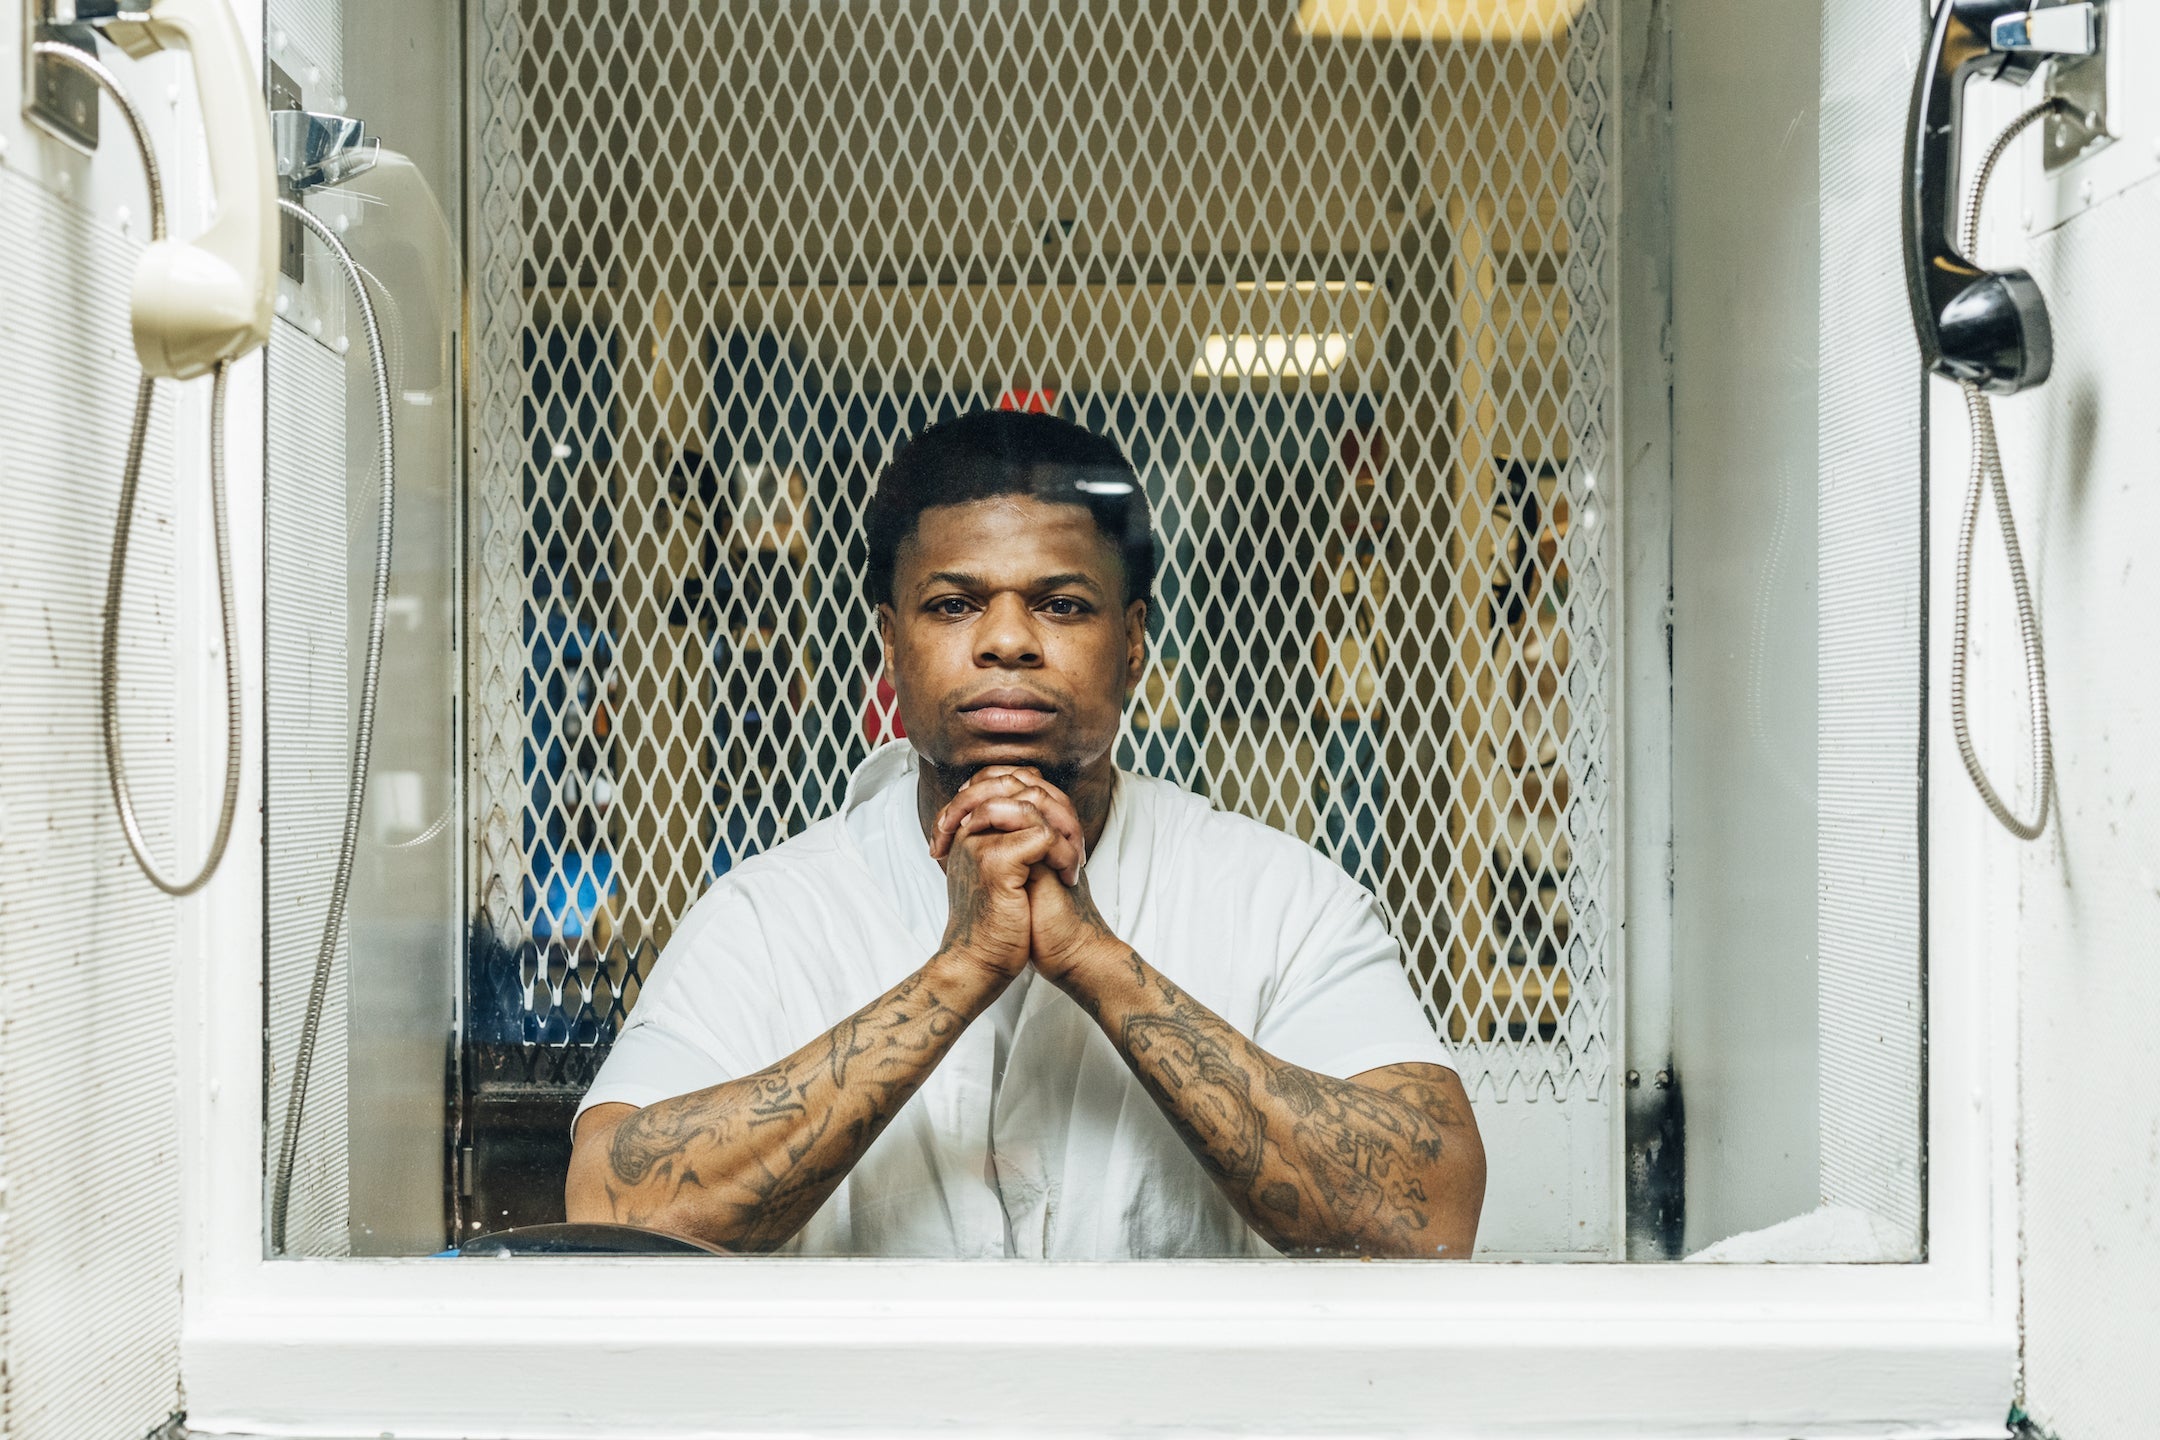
[99,0,277,377]
[30,0,277,894]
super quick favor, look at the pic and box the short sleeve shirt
[577,741,1452,1258]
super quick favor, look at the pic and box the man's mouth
[957,688,1060,736]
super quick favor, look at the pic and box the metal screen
[465,0,1616,1244]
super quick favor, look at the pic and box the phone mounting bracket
[23,1,102,153]
[2006,1,2112,172]
[2022,0,2155,235]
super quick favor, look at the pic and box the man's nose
[976,593,1042,667]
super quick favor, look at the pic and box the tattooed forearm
[1120,1013,1268,1183]
[1074,952,1483,1258]
[566,957,999,1251]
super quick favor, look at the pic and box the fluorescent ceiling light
[1194,332,1353,378]
[1232,279,1376,293]
[1295,0,1590,43]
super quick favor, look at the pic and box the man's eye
[1042,597,1088,617]
[929,597,972,617]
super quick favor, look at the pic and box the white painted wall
[1948,24,2160,1435]
[0,10,234,1438]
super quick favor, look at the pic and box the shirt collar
[841,738,920,824]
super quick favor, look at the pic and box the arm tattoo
[1091,954,1479,1257]
[575,963,990,1252]
[943,852,993,951]
[1121,1014,1268,1182]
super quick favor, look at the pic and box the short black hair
[865,409,1157,611]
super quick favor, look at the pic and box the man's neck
[915,754,1118,854]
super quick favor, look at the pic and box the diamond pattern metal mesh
[466,0,1614,1107]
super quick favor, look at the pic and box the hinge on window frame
[1625,1064,1685,1259]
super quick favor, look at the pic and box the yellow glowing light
[1232,279,1376,293]
[1194,332,1354,378]
[1295,0,1591,43]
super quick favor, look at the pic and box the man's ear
[1123,599,1148,689]
[876,604,898,680]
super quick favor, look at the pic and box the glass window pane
[262,0,1923,1265]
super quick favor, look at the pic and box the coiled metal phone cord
[37,40,244,897]
[1951,99,2062,840]
[270,198,396,1253]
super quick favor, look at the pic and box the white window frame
[177,370,2015,1440]
[170,7,2017,1435]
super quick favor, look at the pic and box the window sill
[181,1256,2015,1438]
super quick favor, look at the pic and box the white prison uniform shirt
[576,740,1452,1258]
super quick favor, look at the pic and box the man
[566,410,1485,1259]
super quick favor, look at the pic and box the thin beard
[1033,760,1085,794]
[921,756,1084,802]
[912,752,1114,857]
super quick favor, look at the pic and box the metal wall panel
[0,165,184,1440]
[265,319,355,1257]
[264,0,467,1257]
[266,0,341,103]
[1813,0,1923,1252]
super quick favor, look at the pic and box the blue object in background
[704,327,855,882]
[528,848,616,943]
[519,848,620,1044]
[520,606,617,895]
[517,608,622,1043]
[706,659,785,884]
[519,320,624,948]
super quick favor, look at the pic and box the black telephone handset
[1905,1,2058,394]
[1909,3,2101,840]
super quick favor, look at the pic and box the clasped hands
[927,765,1117,988]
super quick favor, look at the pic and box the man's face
[878,495,1146,783]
